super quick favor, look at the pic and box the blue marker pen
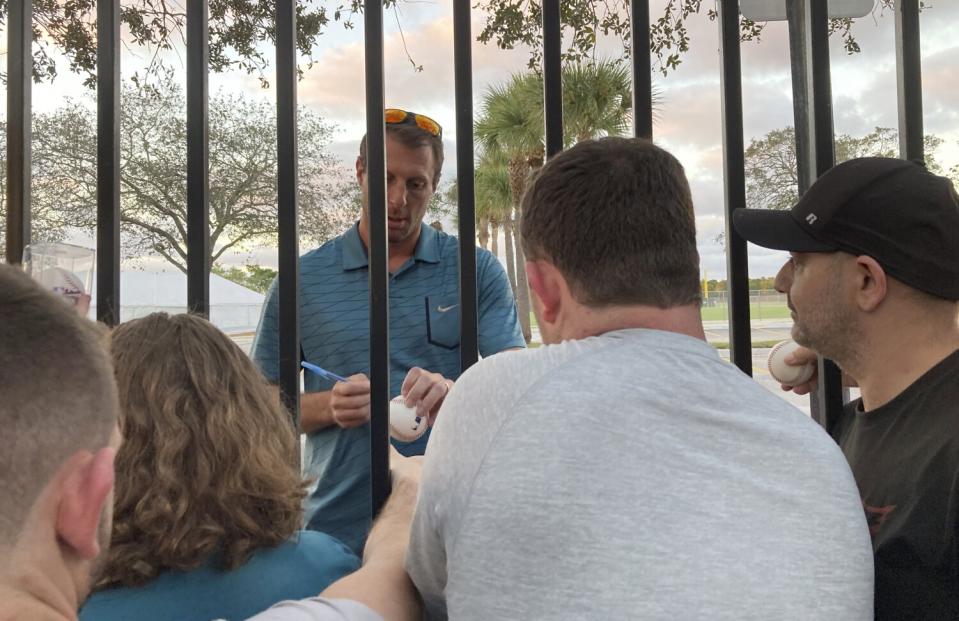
[301,361,348,383]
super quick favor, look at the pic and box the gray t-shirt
[242,598,381,621]
[407,329,873,620]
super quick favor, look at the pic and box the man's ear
[853,255,888,312]
[356,157,366,185]
[526,260,564,325]
[56,447,116,560]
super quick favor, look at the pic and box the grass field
[529,303,791,327]
[700,302,791,322]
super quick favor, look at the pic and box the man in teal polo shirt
[252,109,525,555]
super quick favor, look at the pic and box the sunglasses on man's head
[385,108,443,139]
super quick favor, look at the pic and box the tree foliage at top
[0,0,370,86]
[3,0,915,87]
[476,0,904,75]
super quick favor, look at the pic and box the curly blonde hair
[96,312,307,589]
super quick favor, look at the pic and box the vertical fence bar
[364,0,391,517]
[187,0,210,316]
[6,0,31,264]
[276,0,301,425]
[453,0,479,371]
[807,0,844,428]
[542,0,563,158]
[630,0,653,139]
[717,0,751,375]
[97,0,121,325]
[786,0,813,193]
[895,0,923,162]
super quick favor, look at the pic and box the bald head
[0,265,118,548]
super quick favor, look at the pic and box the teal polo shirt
[252,223,524,554]
[79,531,358,621]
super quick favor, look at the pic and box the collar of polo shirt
[341,222,442,272]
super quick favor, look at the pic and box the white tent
[89,269,266,333]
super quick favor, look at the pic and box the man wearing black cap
[734,157,959,620]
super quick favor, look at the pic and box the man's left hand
[400,367,453,426]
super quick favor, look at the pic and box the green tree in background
[212,264,278,294]
[474,153,516,290]
[744,126,949,212]
[0,71,354,270]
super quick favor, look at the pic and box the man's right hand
[780,345,858,395]
[389,446,423,487]
[780,345,820,395]
[329,373,372,428]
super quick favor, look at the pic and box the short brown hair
[359,123,444,188]
[521,137,701,308]
[96,313,307,588]
[0,265,118,548]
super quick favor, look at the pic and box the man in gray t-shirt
[406,138,873,620]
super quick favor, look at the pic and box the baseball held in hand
[389,396,427,442]
[38,267,85,305]
[767,340,816,386]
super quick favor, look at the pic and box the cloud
[296,9,532,128]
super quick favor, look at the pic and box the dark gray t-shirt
[408,329,873,620]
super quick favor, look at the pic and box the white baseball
[389,396,427,443]
[767,340,815,386]
[37,266,85,295]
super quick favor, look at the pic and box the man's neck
[849,315,959,411]
[0,566,80,621]
[357,219,421,272]
[563,303,707,342]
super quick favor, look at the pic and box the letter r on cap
[805,213,818,225]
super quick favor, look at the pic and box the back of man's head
[521,137,701,308]
[0,264,118,551]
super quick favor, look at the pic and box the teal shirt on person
[251,223,525,555]
[78,530,359,621]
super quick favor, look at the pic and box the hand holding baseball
[400,367,452,425]
[767,341,819,395]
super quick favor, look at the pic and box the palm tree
[475,60,635,343]
[475,73,542,343]
[561,60,633,144]
[474,154,516,293]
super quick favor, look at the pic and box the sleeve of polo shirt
[251,276,281,383]
[475,248,526,356]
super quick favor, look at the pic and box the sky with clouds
[12,0,959,280]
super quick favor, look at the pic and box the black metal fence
[3,0,927,515]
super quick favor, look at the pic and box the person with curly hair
[80,313,360,621]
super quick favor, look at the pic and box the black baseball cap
[733,157,959,300]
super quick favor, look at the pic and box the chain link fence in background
[701,290,790,322]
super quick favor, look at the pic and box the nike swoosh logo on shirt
[437,304,458,313]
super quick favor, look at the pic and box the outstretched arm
[319,450,423,621]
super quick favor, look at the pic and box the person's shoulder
[428,227,461,258]
[287,530,359,564]
[455,338,605,396]
[302,232,346,264]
